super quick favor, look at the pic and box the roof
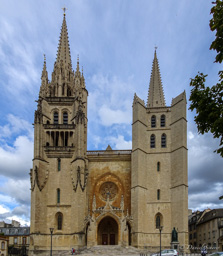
[197,209,223,225]
[188,210,204,224]
[0,227,30,236]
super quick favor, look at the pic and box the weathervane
[62,6,68,16]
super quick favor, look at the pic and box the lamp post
[159,226,163,256]
[49,228,54,256]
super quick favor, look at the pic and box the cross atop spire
[147,49,166,108]
[55,12,72,69]
[62,6,67,16]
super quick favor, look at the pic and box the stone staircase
[72,245,151,256]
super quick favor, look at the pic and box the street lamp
[159,226,163,256]
[49,228,54,256]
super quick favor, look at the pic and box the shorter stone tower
[131,50,188,249]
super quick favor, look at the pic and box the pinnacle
[147,50,166,108]
[41,54,48,79]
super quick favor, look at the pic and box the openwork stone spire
[147,49,166,108]
[56,12,72,69]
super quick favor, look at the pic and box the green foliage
[189,1,223,157]
[210,0,223,63]
[189,72,223,157]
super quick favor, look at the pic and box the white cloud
[106,135,132,150]
[0,178,30,206]
[0,115,33,180]
[0,205,10,215]
[99,105,131,126]
[0,114,33,140]
[88,74,134,127]
[0,136,33,179]
[7,216,30,227]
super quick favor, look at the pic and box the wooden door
[102,234,108,245]
[110,234,115,245]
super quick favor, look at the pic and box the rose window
[100,182,118,201]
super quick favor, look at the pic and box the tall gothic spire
[147,49,166,108]
[56,12,72,69]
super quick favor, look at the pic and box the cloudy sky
[0,0,223,226]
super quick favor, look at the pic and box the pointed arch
[53,111,59,124]
[155,212,163,229]
[161,133,166,148]
[160,114,166,127]
[63,111,68,124]
[151,115,156,128]
[150,134,156,148]
[97,216,119,245]
[55,212,63,230]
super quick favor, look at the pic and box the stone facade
[29,13,188,255]
[196,209,223,252]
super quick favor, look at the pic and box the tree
[189,0,223,157]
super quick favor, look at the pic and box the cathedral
[29,13,188,255]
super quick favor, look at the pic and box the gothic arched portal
[97,216,118,245]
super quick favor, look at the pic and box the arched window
[157,162,160,172]
[156,215,161,229]
[58,213,63,230]
[57,188,60,204]
[150,134,156,148]
[161,134,166,148]
[63,112,68,124]
[160,115,166,127]
[151,115,156,128]
[1,242,5,250]
[54,112,58,124]
[157,189,160,200]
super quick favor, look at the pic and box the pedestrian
[201,246,207,256]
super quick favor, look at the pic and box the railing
[44,146,74,151]
[87,150,132,155]
[46,97,75,102]
[43,124,75,129]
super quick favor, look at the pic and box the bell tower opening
[97,216,118,245]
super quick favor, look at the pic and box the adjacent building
[196,209,223,252]
[188,209,223,253]
[0,221,30,255]
[188,210,207,252]
[29,12,188,255]
[0,235,9,256]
